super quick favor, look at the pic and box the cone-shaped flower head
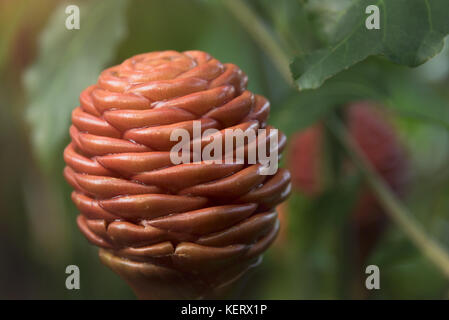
[64,50,291,298]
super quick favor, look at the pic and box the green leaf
[270,63,385,136]
[24,0,128,171]
[291,0,449,90]
[304,0,354,44]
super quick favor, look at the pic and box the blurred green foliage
[0,0,448,299]
[291,0,449,89]
[25,0,128,172]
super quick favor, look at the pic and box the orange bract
[64,50,291,297]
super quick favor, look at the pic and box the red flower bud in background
[287,102,408,264]
[63,50,291,299]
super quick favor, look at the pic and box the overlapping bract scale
[64,50,290,282]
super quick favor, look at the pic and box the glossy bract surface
[64,50,291,288]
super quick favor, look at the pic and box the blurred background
[1,0,449,299]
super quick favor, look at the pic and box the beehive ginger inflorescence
[63,50,291,298]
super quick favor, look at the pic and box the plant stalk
[222,0,292,85]
[326,117,449,279]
